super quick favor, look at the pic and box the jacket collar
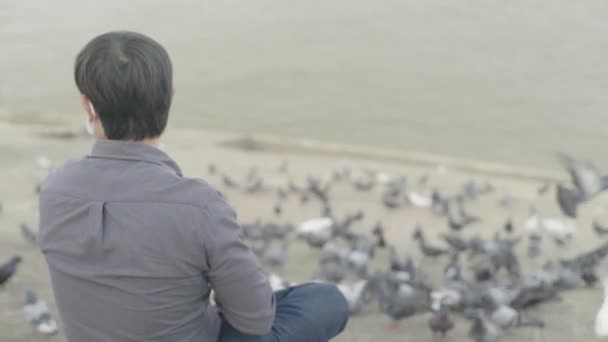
[88,139,182,176]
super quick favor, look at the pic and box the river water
[1,0,606,170]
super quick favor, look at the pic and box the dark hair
[75,31,173,140]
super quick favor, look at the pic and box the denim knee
[307,283,350,331]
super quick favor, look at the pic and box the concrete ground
[0,111,607,341]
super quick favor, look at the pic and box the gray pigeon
[469,310,503,342]
[413,228,449,258]
[527,234,542,259]
[23,290,58,336]
[20,222,38,245]
[0,255,22,286]
[315,259,348,283]
[221,174,239,188]
[556,154,608,217]
[265,241,290,269]
[379,282,430,329]
[593,221,608,236]
[440,232,469,252]
[483,297,545,331]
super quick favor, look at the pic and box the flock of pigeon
[0,155,59,338]
[1,153,607,341]
[208,154,608,342]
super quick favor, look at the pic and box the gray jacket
[39,140,275,342]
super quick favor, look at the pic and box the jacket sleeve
[201,191,275,335]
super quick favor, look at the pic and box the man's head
[75,31,173,141]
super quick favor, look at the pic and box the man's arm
[202,191,275,335]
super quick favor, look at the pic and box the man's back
[39,140,274,341]
[38,30,348,342]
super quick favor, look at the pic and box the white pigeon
[595,277,608,337]
[35,156,53,170]
[268,273,292,292]
[337,280,369,314]
[23,290,58,336]
[375,172,392,185]
[408,191,433,208]
[431,288,461,311]
[296,217,333,237]
[525,212,540,231]
[541,217,575,241]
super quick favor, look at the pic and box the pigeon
[337,279,372,314]
[431,191,450,216]
[559,239,608,276]
[541,217,575,245]
[245,177,270,194]
[527,234,542,259]
[556,154,608,217]
[537,181,551,196]
[440,232,469,252]
[265,241,290,269]
[470,255,498,282]
[524,206,540,231]
[413,228,449,258]
[460,179,481,201]
[503,219,514,234]
[408,191,433,208]
[595,277,608,337]
[372,222,387,248]
[556,183,583,218]
[582,269,599,287]
[352,176,375,192]
[273,203,282,217]
[418,173,431,185]
[468,310,503,342]
[246,167,259,182]
[389,245,412,273]
[498,192,514,209]
[249,238,271,256]
[594,221,608,236]
[276,187,290,200]
[375,172,392,185]
[511,281,560,309]
[332,168,351,182]
[221,174,238,188]
[382,192,402,210]
[443,253,463,282]
[20,222,38,245]
[35,156,53,170]
[23,290,58,336]
[428,303,454,342]
[559,153,608,198]
[0,255,22,286]
[299,192,310,205]
[268,273,291,291]
[448,203,479,231]
[525,261,558,288]
[379,282,430,329]
[278,161,289,174]
[346,248,372,276]
[315,259,348,283]
[483,297,545,330]
[296,217,333,237]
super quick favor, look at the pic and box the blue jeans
[219,283,350,342]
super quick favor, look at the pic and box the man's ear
[81,94,96,122]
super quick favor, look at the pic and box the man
[39,31,349,342]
